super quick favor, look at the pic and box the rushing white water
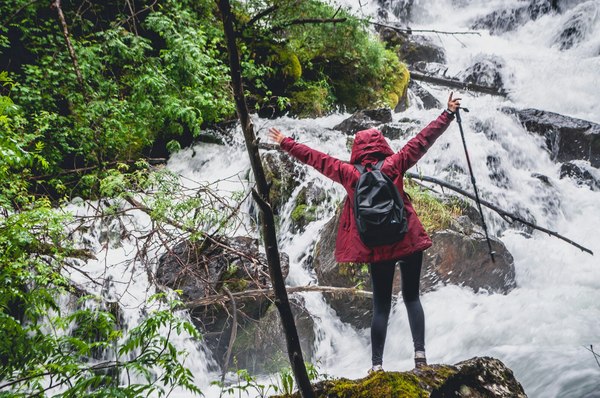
[65,1,600,397]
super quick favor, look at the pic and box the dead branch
[185,285,373,307]
[405,172,594,255]
[585,345,600,369]
[370,21,481,36]
[244,4,278,30]
[220,287,237,382]
[410,71,508,97]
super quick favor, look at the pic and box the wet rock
[312,203,516,330]
[377,0,414,22]
[290,182,327,233]
[405,80,442,111]
[504,107,600,167]
[333,108,393,135]
[471,0,556,35]
[156,236,290,370]
[379,29,446,67]
[553,2,598,50]
[424,228,516,295]
[230,297,315,374]
[560,160,600,190]
[457,55,506,89]
[381,118,422,140]
[263,151,306,214]
[486,155,511,189]
[270,356,527,398]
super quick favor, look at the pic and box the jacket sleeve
[388,110,454,174]
[280,137,354,185]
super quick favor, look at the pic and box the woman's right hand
[268,127,286,145]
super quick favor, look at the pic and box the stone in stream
[504,107,600,168]
[156,236,316,374]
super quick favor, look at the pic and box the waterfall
[68,0,600,396]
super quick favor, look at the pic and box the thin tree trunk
[215,1,315,396]
[51,0,88,99]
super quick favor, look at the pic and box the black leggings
[370,251,424,366]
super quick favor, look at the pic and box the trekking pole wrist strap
[444,108,455,116]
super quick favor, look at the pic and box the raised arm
[389,92,461,174]
[268,127,354,185]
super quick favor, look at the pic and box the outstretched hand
[447,92,462,113]
[268,127,286,145]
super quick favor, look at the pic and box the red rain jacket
[280,111,454,263]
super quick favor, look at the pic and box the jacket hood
[349,128,394,165]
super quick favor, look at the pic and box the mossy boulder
[270,356,527,398]
[262,150,307,215]
[503,107,600,168]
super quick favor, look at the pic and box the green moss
[291,204,317,223]
[289,80,335,117]
[404,179,463,233]
[270,367,459,398]
[278,50,303,81]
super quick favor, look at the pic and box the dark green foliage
[1,0,235,196]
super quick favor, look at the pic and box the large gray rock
[471,0,556,35]
[333,108,393,135]
[272,356,527,397]
[231,297,315,375]
[156,236,292,371]
[312,204,516,330]
[457,55,506,90]
[505,107,600,167]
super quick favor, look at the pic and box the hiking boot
[414,351,427,369]
[368,364,384,375]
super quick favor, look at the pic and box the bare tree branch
[185,285,372,307]
[406,172,594,255]
[410,71,508,97]
[370,20,481,36]
[220,287,237,381]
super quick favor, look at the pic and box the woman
[268,93,461,373]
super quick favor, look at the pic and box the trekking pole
[455,107,496,263]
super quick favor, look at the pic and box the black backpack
[353,160,408,247]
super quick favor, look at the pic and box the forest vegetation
[0,0,411,395]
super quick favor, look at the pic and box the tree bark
[51,0,88,99]
[410,71,508,97]
[216,1,315,396]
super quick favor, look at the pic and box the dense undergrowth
[0,0,410,395]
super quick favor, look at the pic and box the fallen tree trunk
[410,71,508,97]
[185,285,373,308]
[405,172,593,255]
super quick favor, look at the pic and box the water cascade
[67,0,600,396]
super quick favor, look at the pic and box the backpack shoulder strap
[373,160,384,170]
[354,163,366,174]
